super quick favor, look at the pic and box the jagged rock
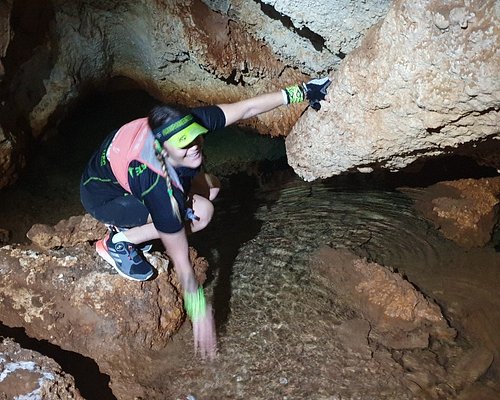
[0,338,83,400]
[219,0,391,73]
[26,213,107,250]
[0,215,209,398]
[402,176,500,248]
[287,0,500,181]
[312,247,456,349]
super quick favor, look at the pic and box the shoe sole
[96,239,153,282]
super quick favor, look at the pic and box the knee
[207,174,221,201]
[191,195,214,232]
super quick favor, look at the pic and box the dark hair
[148,104,190,131]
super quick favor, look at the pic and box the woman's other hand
[192,303,217,360]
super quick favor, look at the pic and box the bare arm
[159,228,198,292]
[217,91,286,127]
[159,228,217,358]
[217,77,332,126]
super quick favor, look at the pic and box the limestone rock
[287,0,500,181]
[26,213,107,249]
[402,176,500,248]
[220,0,391,73]
[0,214,210,398]
[0,338,83,400]
[312,247,456,349]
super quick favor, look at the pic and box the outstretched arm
[217,77,332,127]
[217,91,285,127]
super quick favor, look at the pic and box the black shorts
[80,178,149,228]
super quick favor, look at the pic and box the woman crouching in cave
[79,78,330,359]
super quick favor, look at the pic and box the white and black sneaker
[96,231,154,281]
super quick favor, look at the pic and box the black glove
[302,77,331,110]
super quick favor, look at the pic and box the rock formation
[287,0,500,180]
[402,176,500,248]
[312,247,457,350]
[0,338,83,400]
[0,214,209,398]
[0,0,21,189]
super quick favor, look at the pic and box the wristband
[184,287,207,322]
[281,89,288,105]
[283,85,305,104]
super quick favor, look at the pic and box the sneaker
[96,232,154,281]
[105,224,153,253]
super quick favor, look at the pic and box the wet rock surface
[312,248,457,350]
[0,337,83,399]
[402,176,500,248]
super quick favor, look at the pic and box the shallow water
[177,173,499,399]
[1,152,500,399]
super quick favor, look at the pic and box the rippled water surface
[175,173,499,400]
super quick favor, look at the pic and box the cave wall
[205,0,391,73]
[0,0,498,187]
[0,0,16,189]
[0,0,390,189]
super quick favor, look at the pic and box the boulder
[0,338,83,400]
[0,214,209,398]
[402,176,500,248]
[312,247,457,349]
[287,0,500,180]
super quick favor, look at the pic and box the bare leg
[191,172,221,201]
[120,222,159,244]
[187,194,214,234]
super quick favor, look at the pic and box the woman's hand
[192,303,217,360]
[158,214,217,359]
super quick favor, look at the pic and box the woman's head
[149,105,207,169]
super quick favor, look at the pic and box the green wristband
[283,85,305,104]
[184,287,207,322]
